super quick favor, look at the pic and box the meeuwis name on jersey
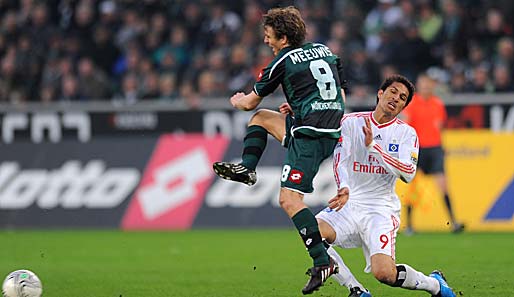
[333,112,419,210]
[253,43,346,139]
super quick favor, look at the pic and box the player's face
[377,82,409,117]
[263,26,286,56]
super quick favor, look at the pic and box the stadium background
[1,0,514,296]
[0,0,513,231]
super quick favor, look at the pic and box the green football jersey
[254,43,346,138]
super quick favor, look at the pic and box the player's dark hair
[376,74,415,107]
[262,6,306,48]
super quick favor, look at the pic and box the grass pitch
[1,230,513,297]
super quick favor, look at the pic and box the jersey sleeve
[253,59,285,98]
[333,117,352,190]
[335,57,348,92]
[367,127,419,183]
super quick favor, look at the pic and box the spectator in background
[0,54,19,103]
[492,64,514,92]
[395,25,433,80]
[113,73,140,105]
[227,44,254,93]
[154,25,190,75]
[98,0,118,28]
[158,73,178,101]
[418,1,443,45]
[89,25,120,75]
[39,84,56,103]
[15,34,40,99]
[363,0,403,54]
[141,71,160,99]
[465,44,490,76]
[58,74,83,101]
[115,8,145,52]
[449,71,470,93]
[477,8,512,56]
[26,2,54,60]
[402,73,465,234]
[495,37,514,77]
[439,0,470,59]
[469,64,494,93]
[1,0,514,104]
[203,49,228,95]
[380,64,399,82]
[68,2,95,53]
[197,70,225,98]
[2,11,21,47]
[148,12,168,43]
[345,44,380,104]
[77,57,111,100]
[180,2,205,51]
[203,2,242,45]
[113,43,142,79]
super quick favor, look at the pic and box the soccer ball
[2,270,42,297]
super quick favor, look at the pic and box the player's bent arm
[366,140,417,183]
[334,126,352,191]
[340,88,346,104]
[231,91,263,111]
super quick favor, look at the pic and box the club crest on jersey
[289,169,304,184]
[388,143,399,152]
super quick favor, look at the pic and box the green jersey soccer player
[213,6,346,294]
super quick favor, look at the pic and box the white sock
[397,264,440,295]
[327,246,366,290]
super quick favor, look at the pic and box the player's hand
[279,103,293,115]
[328,187,349,211]
[362,117,373,147]
[230,92,246,108]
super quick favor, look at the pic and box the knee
[372,265,397,285]
[249,109,270,127]
[317,219,336,243]
[248,109,266,126]
[279,195,294,212]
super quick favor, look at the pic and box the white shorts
[316,201,400,273]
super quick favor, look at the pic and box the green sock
[292,208,329,266]
[240,125,268,171]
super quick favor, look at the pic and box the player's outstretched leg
[302,257,339,295]
[429,270,456,297]
[348,287,372,297]
[212,162,257,186]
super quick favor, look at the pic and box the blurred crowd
[1,0,514,107]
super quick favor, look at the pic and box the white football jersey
[334,111,419,211]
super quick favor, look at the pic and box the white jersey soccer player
[333,111,419,212]
[316,75,456,297]
[318,111,418,274]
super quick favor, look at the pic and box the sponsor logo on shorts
[288,169,304,184]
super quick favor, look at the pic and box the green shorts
[281,115,338,193]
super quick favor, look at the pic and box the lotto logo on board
[289,169,304,184]
[121,134,229,230]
